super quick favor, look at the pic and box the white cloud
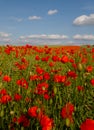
[0,32,11,37]
[73,34,94,40]
[0,38,11,42]
[28,16,42,20]
[47,34,68,39]
[18,34,68,45]
[19,34,68,40]
[0,32,12,44]
[73,14,94,25]
[48,9,58,15]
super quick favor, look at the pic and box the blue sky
[0,0,94,45]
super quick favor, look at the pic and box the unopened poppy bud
[66,118,70,127]
[18,87,21,93]
[53,86,57,94]
[59,98,62,105]
[49,98,53,105]
[78,63,83,71]
[0,110,4,117]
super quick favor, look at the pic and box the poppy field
[0,44,94,130]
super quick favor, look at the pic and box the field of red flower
[0,44,94,130]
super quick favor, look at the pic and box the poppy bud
[66,118,70,127]
[49,98,53,105]
[78,63,83,71]
[0,110,4,117]
[53,86,57,94]
[59,98,62,105]
[18,87,21,93]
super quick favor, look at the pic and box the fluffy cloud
[73,14,94,25]
[18,34,68,45]
[73,34,94,40]
[48,9,58,15]
[28,16,42,20]
[19,34,68,40]
[0,32,12,44]
[0,32,11,37]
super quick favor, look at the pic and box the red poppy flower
[4,47,11,55]
[1,94,12,104]
[41,56,49,62]
[0,88,7,95]
[69,58,74,63]
[18,114,30,127]
[91,48,94,53]
[12,117,17,123]
[35,82,49,95]
[21,58,28,64]
[44,93,50,100]
[19,64,27,70]
[38,75,43,80]
[28,106,38,118]
[14,93,22,101]
[49,62,55,67]
[40,115,53,130]
[80,119,94,130]
[54,74,66,83]
[81,57,87,63]
[72,63,77,69]
[52,55,59,62]
[67,71,77,78]
[16,78,28,89]
[86,66,93,73]
[43,72,50,80]
[36,67,44,75]
[3,75,11,82]
[90,78,94,86]
[61,102,74,119]
[29,74,38,81]
[61,55,69,63]
[77,86,84,91]
[35,55,40,60]
[64,80,71,87]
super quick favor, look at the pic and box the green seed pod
[59,98,62,105]
[21,126,24,130]
[0,110,4,117]
[66,118,70,127]
[53,86,57,94]
[18,87,21,93]
[49,98,53,105]
[77,63,83,71]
